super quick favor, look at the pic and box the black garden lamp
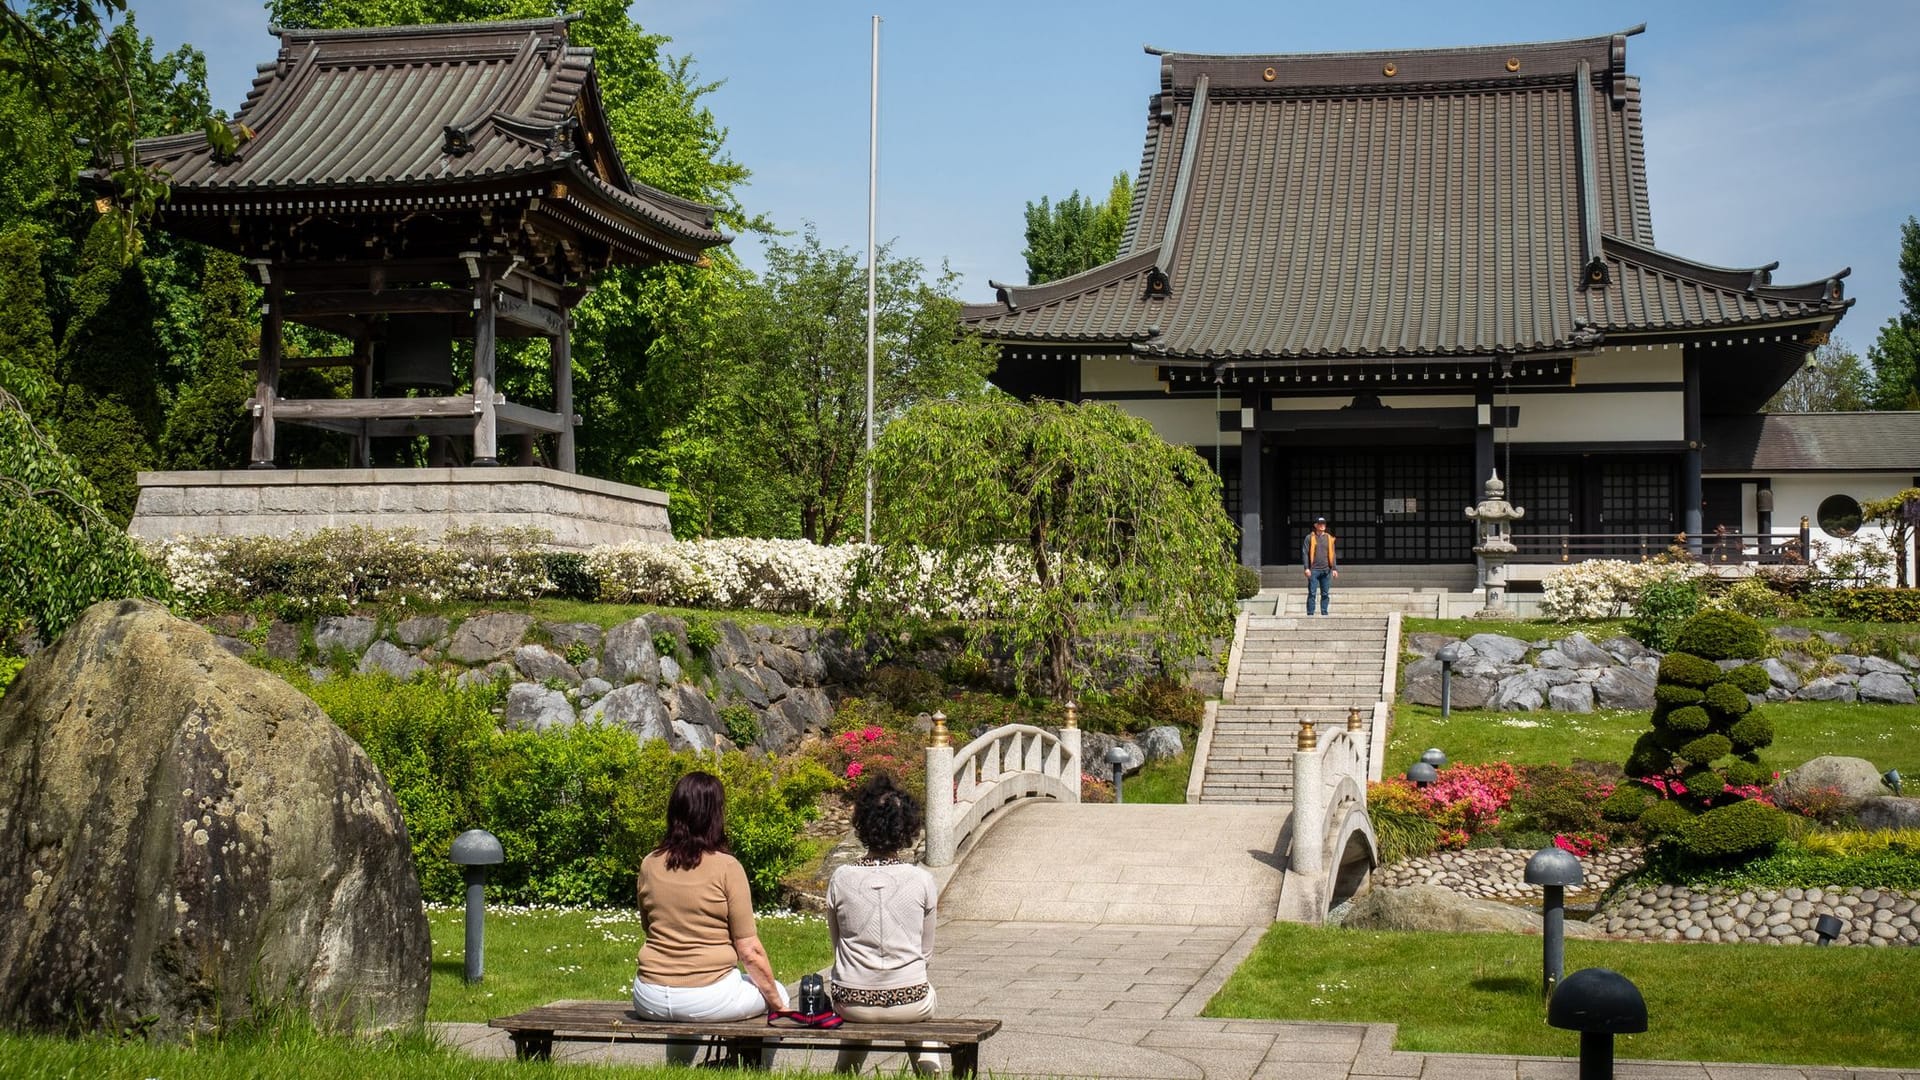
[451,828,505,983]
[1815,914,1845,946]
[1885,769,1903,796]
[1105,745,1129,803]
[1420,747,1449,769]
[1547,968,1647,1080]
[1435,643,1469,717]
[1526,846,1585,996]
[1406,761,1438,788]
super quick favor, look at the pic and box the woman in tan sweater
[632,771,788,1043]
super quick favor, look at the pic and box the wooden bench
[489,1001,1001,1076]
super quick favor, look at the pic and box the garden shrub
[1647,841,1920,891]
[1626,732,1678,777]
[1798,828,1920,858]
[1365,764,1519,850]
[1670,609,1769,661]
[539,551,598,600]
[1233,564,1262,600]
[1705,576,1796,619]
[1637,798,1692,839]
[1369,803,1442,864]
[1076,696,1148,734]
[1702,682,1752,718]
[1726,713,1774,753]
[1656,652,1723,688]
[1627,574,1702,651]
[1721,759,1769,789]
[0,654,24,698]
[1505,764,1614,837]
[1823,587,1920,623]
[1654,683,1704,707]
[1679,798,1790,859]
[300,671,824,905]
[719,703,761,749]
[1774,784,1854,826]
[1677,734,1733,767]
[1540,558,1707,621]
[1655,705,1711,735]
[1725,663,1771,696]
[1601,783,1656,823]
[1118,675,1205,729]
[863,664,944,712]
[807,722,925,793]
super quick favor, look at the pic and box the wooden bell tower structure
[114,17,728,472]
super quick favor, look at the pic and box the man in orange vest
[1302,516,1339,615]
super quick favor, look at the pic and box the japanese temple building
[961,28,1886,577]
[111,17,728,547]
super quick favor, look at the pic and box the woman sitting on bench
[826,773,941,1074]
[631,770,789,1054]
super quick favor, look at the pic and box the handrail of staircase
[923,720,1080,867]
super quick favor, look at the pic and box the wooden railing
[1506,527,1811,566]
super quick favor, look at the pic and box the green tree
[0,386,170,644]
[52,213,164,522]
[683,227,995,543]
[1869,216,1920,410]
[0,225,55,411]
[858,399,1238,697]
[1862,486,1920,588]
[1022,172,1133,285]
[1765,339,1870,412]
[159,250,255,469]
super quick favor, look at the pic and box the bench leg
[719,1036,770,1070]
[510,1032,553,1061]
[951,1044,979,1079]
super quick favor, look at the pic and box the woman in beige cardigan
[826,773,941,1074]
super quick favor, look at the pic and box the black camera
[797,973,827,1015]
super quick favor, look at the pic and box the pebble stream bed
[1375,847,1919,946]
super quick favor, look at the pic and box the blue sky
[128,0,1920,350]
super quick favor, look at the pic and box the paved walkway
[437,801,1912,1077]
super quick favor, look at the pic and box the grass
[1126,749,1195,803]
[1385,700,1920,779]
[528,597,830,630]
[1207,922,1919,1068]
[425,906,833,1024]
[1400,617,1631,644]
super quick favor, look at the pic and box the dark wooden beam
[264,395,480,421]
[495,291,566,337]
[249,280,284,468]
[282,288,473,319]
[495,401,565,435]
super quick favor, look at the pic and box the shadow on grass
[1467,975,1535,996]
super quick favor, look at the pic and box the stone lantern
[1465,471,1525,618]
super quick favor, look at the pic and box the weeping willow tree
[857,398,1237,697]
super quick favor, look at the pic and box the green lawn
[426,906,832,1024]
[1386,700,1920,779]
[1400,617,1631,644]
[1207,922,1919,1068]
[1125,749,1195,804]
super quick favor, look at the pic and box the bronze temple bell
[378,314,457,392]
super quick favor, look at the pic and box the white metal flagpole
[864,15,880,544]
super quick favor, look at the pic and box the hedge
[1823,587,1920,623]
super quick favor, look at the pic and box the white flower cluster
[587,538,871,612]
[1538,558,1708,621]
[853,544,1040,620]
[150,526,554,612]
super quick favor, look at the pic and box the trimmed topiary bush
[1638,798,1692,839]
[1654,683,1705,707]
[1671,609,1769,661]
[1656,704,1712,734]
[1657,652,1724,688]
[1602,783,1656,823]
[1725,663,1771,696]
[1727,712,1775,753]
[1722,759,1768,788]
[1677,734,1733,767]
[1680,798,1791,859]
[1702,681,1752,718]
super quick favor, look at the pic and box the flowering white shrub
[587,538,870,612]
[1539,558,1709,621]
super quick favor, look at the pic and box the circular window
[1817,494,1863,538]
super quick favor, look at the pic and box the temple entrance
[1271,447,1476,564]
[1509,456,1679,540]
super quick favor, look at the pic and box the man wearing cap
[1301,517,1338,615]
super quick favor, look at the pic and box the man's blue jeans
[1306,568,1332,615]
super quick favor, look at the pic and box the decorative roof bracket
[1573,60,1609,288]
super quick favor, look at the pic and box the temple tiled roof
[1704,413,1920,473]
[963,29,1849,363]
[123,18,725,260]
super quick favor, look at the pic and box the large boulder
[1553,633,1616,668]
[0,600,428,1036]
[1775,756,1889,802]
[1858,797,1920,831]
[601,618,662,687]
[1342,884,1605,937]
[1139,726,1186,761]
[358,640,428,681]
[1856,671,1917,705]
[1592,667,1657,711]
[1760,657,1802,694]
[1464,633,1530,665]
[1548,681,1595,713]
[1079,731,1145,776]
[1488,670,1552,711]
[582,683,671,744]
[503,682,575,731]
[447,612,533,664]
[1797,677,1856,703]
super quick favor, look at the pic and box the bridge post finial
[931,710,950,747]
[1296,721,1317,751]
[1063,700,1078,729]
[1347,706,1363,731]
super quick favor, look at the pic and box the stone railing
[1277,712,1379,923]
[923,712,1080,867]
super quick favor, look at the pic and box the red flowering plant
[806,703,927,793]
[1553,832,1606,857]
[1366,762,1522,850]
[1082,773,1116,804]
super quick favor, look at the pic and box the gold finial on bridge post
[931,710,950,747]
[1348,706,1364,731]
[1063,700,1078,729]
[1296,721,1317,751]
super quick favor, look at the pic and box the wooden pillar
[248,278,284,469]
[471,268,499,466]
[554,317,575,473]
[1239,391,1262,569]
[350,334,374,468]
[1682,350,1703,550]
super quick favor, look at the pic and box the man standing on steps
[1302,516,1338,616]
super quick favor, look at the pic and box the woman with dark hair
[632,771,788,1038]
[826,772,941,1073]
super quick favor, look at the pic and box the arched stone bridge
[924,613,1396,928]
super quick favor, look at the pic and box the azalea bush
[1540,557,1709,622]
[589,537,870,612]
[1368,762,1636,861]
[1367,762,1520,850]
[804,700,928,794]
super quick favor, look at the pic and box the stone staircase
[1257,563,1477,591]
[1197,614,1391,804]
[1262,588,1444,617]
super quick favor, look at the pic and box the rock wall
[1402,626,1920,712]
[1598,884,1920,946]
[1373,846,1640,901]
[0,600,429,1037]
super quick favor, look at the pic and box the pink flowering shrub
[1553,832,1607,857]
[1082,773,1116,804]
[806,719,925,793]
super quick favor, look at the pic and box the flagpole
[863,14,880,544]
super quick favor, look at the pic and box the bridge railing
[1277,714,1379,924]
[923,715,1080,867]
[1507,528,1810,566]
